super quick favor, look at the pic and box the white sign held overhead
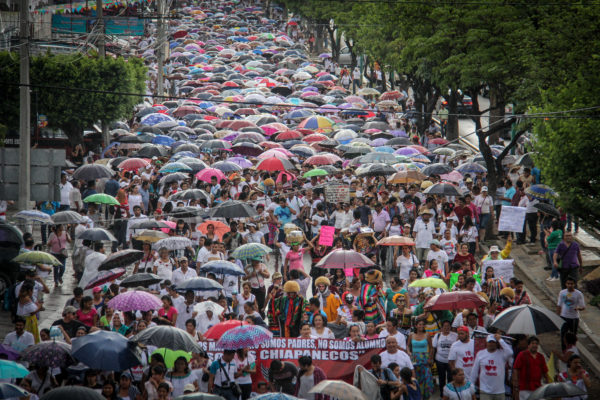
[498,206,527,233]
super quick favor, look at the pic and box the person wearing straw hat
[273,280,307,337]
[313,276,342,323]
[358,269,385,325]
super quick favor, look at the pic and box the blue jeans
[52,253,66,284]
[548,249,559,278]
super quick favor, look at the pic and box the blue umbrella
[71,330,141,371]
[0,383,29,398]
[101,141,120,157]
[175,277,224,292]
[159,162,192,173]
[455,162,487,174]
[253,393,300,400]
[152,135,176,146]
[140,113,175,126]
[199,260,245,276]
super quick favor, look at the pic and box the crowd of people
[0,1,592,400]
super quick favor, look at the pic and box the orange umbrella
[197,220,230,240]
[377,235,415,246]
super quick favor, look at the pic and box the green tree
[0,52,147,144]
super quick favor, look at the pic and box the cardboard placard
[325,183,350,203]
[498,206,527,233]
[482,259,514,280]
[318,225,336,246]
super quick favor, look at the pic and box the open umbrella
[176,277,224,292]
[77,228,117,242]
[107,290,162,312]
[252,394,300,400]
[204,320,250,340]
[256,157,296,171]
[527,382,586,400]
[425,291,488,310]
[421,163,452,176]
[151,348,191,369]
[455,162,487,174]
[118,158,150,171]
[84,268,126,289]
[13,210,53,224]
[356,163,396,177]
[21,340,73,368]
[231,243,272,259]
[0,344,20,360]
[130,326,203,353]
[72,330,142,371]
[376,236,415,247]
[197,220,230,240]
[169,189,210,202]
[315,249,375,269]
[408,277,448,290]
[134,229,169,242]
[309,380,367,400]
[72,164,113,181]
[130,220,171,230]
[175,394,227,400]
[303,169,328,178]
[83,193,120,206]
[389,170,427,184]
[0,359,29,378]
[216,325,273,350]
[490,304,564,334]
[152,237,193,251]
[533,202,561,218]
[193,300,225,316]
[40,386,104,400]
[51,211,85,225]
[208,200,257,218]
[199,260,246,276]
[98,249,144,271]
[13,251,62,266]
[525,184,557,200]
[0,383,28,399]
[120,273,162,288]
[423,182,462,197]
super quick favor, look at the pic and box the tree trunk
[446,89,459,141]
[488,86,505,145]
[315,25,324,54]
[381,64,387,91]
[345,38,357,68]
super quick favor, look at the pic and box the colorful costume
[314,276,342,323]
[274,281,307,337]
[358,270,384,325]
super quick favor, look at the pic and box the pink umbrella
[196,168,227,183]
[315,249,376,269]
[440,170,463,183]
[260,123,288,136]
[107,290,162,312]
[258,148,292,159]
[277,171,296,183]
[161,220,177,234]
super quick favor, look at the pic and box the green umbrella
[303,169,328,178]
[151,348,191,369]
[13,251,62,266]
[83,193,120,206]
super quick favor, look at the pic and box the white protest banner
[325,183,350,203]
[498,206,526,233]
[482,259,514,280]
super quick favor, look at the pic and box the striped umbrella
[231,243,272,259]
[490,304,564,334]
[13,210,52,224]
[216,325,273,350]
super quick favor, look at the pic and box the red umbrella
[204,320,250,340]
[273,130,303,142]
[315,249,375,269]
[118,158,150,171]
[304,154,336,165]
[408,144,431,155]
[380,90,402,100]
[425,291,488,311]
[196,168,227,183]
[430,138,449,145]
[84,268,126,290]
[303,133,329,143]
[256,157,296,172]
[260,141,284,149]
[197,220,230,240]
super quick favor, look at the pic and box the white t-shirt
[310,327,334,339]
[440,238,458,260]
[413,219,435,249]
[396,253,419,281]
[448,340,475,376]
[3,330,35,352]
[380,350,413,370]
[427,249,449,269]
[557,289,585,319]
[470,343,513,395]
[378,329,407,350]
[153,259,173,282]
[474,194,493,214]
[432,331,458,363]
[236,293,256,316]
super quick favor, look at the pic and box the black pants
[436,360,451,391]
[559,268,579,290]
[239,383,252,400]
[561,316,579,350]
[518,213,538,243]
[251,286,266,313]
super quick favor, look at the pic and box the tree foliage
[0,52,147,144]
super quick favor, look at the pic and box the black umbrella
[40,386,104,400]
[533,202,560,218]
[159,172,189,186]
[211,161,243,173]
[516,152,535,167]
[232,142,264,156]
[387,137,412,146]
[130,326,203,353]
[527,382,586,400]
[356,163,396,177]
[177,158,208,173]
[0,222,24,247]
[176,277,224,292]
[72,164,113,181]
[98,249,144,271]
[171,206,206,218]
[0,383,28,398]
[208,200,258,218]
[130,220,171,230]
[51,211,85,225]
[169,189,211,202]
[134,145,169,158]
[423,182,462,196]
[120,273,162,288]
[77,228,117,242]
[490,304,564,334]
[272,86,292,96]
[421,163,453,176]
[343,147,373,158]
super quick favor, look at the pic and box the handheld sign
[498,206,526,233]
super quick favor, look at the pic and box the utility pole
[18,0,30,210]
[96,0,110,147]
[156,0,165,98]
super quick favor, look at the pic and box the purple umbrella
[227,157,254,168]
[370,138,388,147]
[216,325,273,350]
[315,249,376,269]
[389,129,408,137]
[395,147,421,156]
[107,290,162,312]
[0,344,20,360]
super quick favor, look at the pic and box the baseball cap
[482,186,488,192]
[183,384,196,393]
[457,326,469,333]
[92,286,102,293]
[486,334,499,343]
[430,239,441,247]
[465,177,473,183]
[63,306,77,315]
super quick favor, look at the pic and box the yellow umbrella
[408,278,448,290]
[389,170,427,184]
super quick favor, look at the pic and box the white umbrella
[152,237,193,251]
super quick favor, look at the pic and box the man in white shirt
[126,206,148,245]
[413,209,435,264]
[474,186,494,243]
[175,290,197,330]
[377,317,407,351]
[471,334,513,400]
[3,317,35,353]
[69,181,82,212]
[171,257,198,286]
[379,336,413,371]
[59,173,73,211]
[448,326,475,377]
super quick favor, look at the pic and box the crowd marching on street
[0,1,592,400]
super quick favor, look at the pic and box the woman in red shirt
[76,296,98,327]
[157,295,178,326]
[453,243,478,272]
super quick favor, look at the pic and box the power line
[3,81,600,120]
